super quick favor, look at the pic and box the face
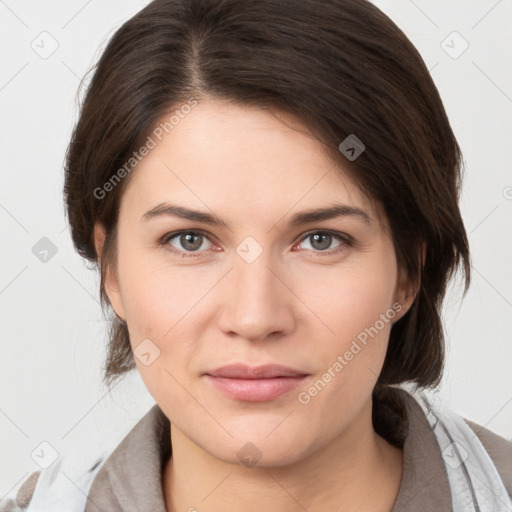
[96,98,412,467]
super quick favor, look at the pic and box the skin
[94,98,416,512]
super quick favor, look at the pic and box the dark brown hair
[64,0,470,447]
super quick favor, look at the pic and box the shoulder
[0,455,106,511]
[0,471,40,511]
[464,418,512,496]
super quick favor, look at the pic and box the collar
[84,388,452,512]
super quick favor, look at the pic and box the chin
[199,425,314,469]
[211,442,307,469]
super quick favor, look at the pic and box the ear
[93,222,126,322]
[392,241,426,322]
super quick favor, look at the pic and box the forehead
[120,99,382,228]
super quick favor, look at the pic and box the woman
[2,0,511,511]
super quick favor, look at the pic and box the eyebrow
[142,202,372,228]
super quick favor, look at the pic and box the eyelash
[159,229,353,259]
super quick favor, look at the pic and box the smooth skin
[94,98,415,512]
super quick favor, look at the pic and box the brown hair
[64,0,470,447]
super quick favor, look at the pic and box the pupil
[312,234,330,250]
[183,233,201,251]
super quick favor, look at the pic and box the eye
[294,230,352,256]
[159,229,352,258]
[161,230,214,258]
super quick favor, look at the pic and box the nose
[217,252,296,342]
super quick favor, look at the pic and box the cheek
[116,245,200,335]
[299,258,397,340]
[115,250,218,375]
[290,265,397,445]
[116,260,202,407]
[294,257,397,397]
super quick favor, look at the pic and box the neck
[163,397,403,512]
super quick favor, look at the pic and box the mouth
[204,364,310,402]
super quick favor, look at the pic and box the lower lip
[204,375,308,402]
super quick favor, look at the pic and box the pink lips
[204,364,309,402]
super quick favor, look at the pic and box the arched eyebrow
[142,202,372,228]
[288,204,372,227]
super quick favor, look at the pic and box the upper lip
[205,364,308,379]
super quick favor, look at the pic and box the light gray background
[1,0,511,498]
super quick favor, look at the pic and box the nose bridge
[219,247,294,340]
